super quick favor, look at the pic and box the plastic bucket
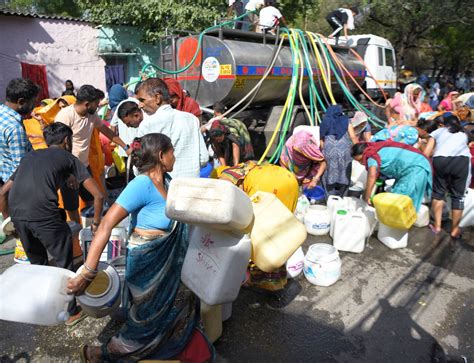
[76,262,121,318]
[303,243,341,287]
[200,162,214,178]
[303,186,325,202]
[304,205,331,236]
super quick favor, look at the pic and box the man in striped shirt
[0,78,39,185]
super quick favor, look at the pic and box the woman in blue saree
[351,141,432,212]
[68,134,212,362]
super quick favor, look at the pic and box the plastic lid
[337,210,348,215]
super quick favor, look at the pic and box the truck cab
[347,34,397,98]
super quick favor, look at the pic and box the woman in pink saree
[386,83,423,126]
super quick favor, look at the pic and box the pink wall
[0,15,106,101]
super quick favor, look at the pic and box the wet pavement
[1,225,473,362]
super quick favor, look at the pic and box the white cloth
[340,8,355,30]
[137,104,209,179]
[259,6,282,28]
[110,97,142,157]
[245,0,264,11]
[430,127,471,158]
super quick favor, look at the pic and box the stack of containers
[166,178,255,342]
[166,181,308,328]
[372,193,417,249]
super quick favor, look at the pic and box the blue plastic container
[200,162,213,178]
[303,186,325,201]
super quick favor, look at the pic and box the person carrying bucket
[0,122,104,326]
[67,134,214,362]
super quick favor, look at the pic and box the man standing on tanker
[326,7,359,44]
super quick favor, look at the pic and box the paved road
[1,225,473,362]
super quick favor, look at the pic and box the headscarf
[390,83,423,121]
[439,91,459,112]
[209,120,228,138]
[108,84,129,112]
[35,96,76,124]
[351,111,368,135]
[320,104,349,140]
[24,96,77,150]
[164,78,202,118]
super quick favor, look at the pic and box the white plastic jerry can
[181,226,251,306]
[0,264,75,326]
[333,211,367,253]
[377,222,408,249]
[166,178,254,231]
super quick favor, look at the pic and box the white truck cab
[347,34,397,98]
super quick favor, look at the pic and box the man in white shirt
[110,98,144,157]
[245,0,264,31]
[135,78,209,179]
[258,1,288,34]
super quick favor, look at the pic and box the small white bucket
[304,205,331,236]
[303,244,341,287]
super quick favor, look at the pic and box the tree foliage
[3,0,82,18]
[356,0,474,75]
[76,0,226,43]
[2,0,472,76]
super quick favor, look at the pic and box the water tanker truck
[154,29,397,157]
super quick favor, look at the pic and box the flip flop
[428,224,441,235]
[79,345,89,363]
[66,309,87,327]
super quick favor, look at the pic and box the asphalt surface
[0,224,473,362]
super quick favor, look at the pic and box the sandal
[79,345,89,363]
[66,309,87,327]
[450,231,462,241]
[428,224,441,235]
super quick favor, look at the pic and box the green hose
[140,11,251,76]
[0,249,14,256]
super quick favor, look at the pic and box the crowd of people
[0,70,472,361]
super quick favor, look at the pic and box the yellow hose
[307,32,336,105]
[258,29,299,164]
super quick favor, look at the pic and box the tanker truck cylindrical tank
[176,34,366,107]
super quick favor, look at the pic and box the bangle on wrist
[123,144,130,151]
[80,272,95,282]
[83,263,98,274]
